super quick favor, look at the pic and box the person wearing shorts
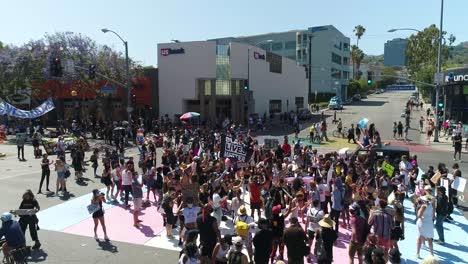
[249,176,262,220]
[131,174,143,227]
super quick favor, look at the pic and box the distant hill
[362,54,384,66]
[448,41,468,66]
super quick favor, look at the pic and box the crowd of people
[0,113,463,264]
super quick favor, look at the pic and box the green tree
[348,79,361,96]
[351,45,365,79]
[353,25,366,47]
[406,24,455,97]
[378,67,398,88]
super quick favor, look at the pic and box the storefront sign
[160,48,185,56]
[254,51,265,60]
[445,73,468,83]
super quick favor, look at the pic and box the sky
[1,0,467,66]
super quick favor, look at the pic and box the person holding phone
[91,189,109,241]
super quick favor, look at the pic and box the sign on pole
[64,59,75,75]
[434,72,444,85]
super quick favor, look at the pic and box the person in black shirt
[453,133,462,161]
[253,218,273,264]
[196,204,221,263]
[18,190,41,249]
[38,154,52,194]
[283,217,308,264]
[435,186,448,245]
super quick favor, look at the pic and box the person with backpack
[234,205,254,263]
[348,203,367,264]
[305,199,324,263]
[227,236,249,264]
[315,214,337,264]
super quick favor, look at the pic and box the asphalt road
[0,142,179,264]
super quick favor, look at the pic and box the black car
[350,145,410,171]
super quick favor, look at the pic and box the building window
[269,100,282,114]
[295,97,304,109]
[343,43,350,51]
[204,80,211,95]
[331,68,341,79]
[332,52,342,65]
[259,43,271,51]
[297,50,302,60]
[216,45,230,56]
[267,52,282,74]
[343,57,349,65]
[343,71,350,80]
[285,41,296,50]
[215,80,231,96]
[272,42,283,51]
[302,49,306,59]
[303,34,307,43]
[297,34,302,45]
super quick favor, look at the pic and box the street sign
[434,72,444,84]
[100,86,117,94]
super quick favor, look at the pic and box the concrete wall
[157,41,216,118]
[229,42,308,114]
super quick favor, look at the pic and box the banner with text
[220,135,253,163]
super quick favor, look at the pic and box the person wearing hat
[0,212,26,257]
[434,186,448,245]
[252,218,273,264]
[235,205,255,262]
[415,195,434,258]
[227,236,249,264]
[315,214,338,263]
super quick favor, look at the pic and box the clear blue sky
[1,0,466,66]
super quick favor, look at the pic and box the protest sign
[431,171,442,185]
[440,178,450,197]
[452,177,467,193]
[381,161,395,177]
[220,135,252,163]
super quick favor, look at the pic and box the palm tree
[353,25,366,47]
[351,45,365,79]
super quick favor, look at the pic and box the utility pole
[308,34,312,104]
[434,0,444,142]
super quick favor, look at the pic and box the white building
[158,41,307,125]
[211,25,351,99]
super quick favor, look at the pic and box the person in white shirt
[179,196,200,245]
[317,177,329,214]
[230,189,244,223]
[399,155,412,191]
[305,200,324,262]
[211,186,226,226]
[121,162,134,207]
[110,164,121,200]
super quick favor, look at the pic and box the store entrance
[216,99,232,120]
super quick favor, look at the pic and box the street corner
[388,139,439,153]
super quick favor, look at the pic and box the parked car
[297,108,312,120]
[360,93,368,99]
[379,89,385,93]
[352,94,361,101]
[329,98,343,110]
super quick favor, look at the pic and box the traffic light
[367,72,373,85]
[88,64,96,79]
[437,95,444,108]
[243,80,249,91]
[50,57,62,77]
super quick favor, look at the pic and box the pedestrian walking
[131,172,144,227]
[349,203,367,264]
[315,214,338,264]
[90,189,110,241]
[434,186,448,245]
[415,195,434,258]
[16,132,26,161]
[38,154,52,194]
[355,123,361,141]
[392,122,398,139]
[453,132,462,161]
[283,217,308,264]
[90,149,99,178]
[347,124,356,143]
[101,163,113,199]
[121,162,134,208]
[54,156,68,195]
[397,121,403,139]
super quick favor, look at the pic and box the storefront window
[215,80,231,96]
[205,80,211,96]
[269,100,282,113]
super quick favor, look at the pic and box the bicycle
[0,239,31,264]
[332,127,349,138]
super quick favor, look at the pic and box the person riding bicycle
[0,212,26,257]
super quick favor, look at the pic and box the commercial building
[441,67,468,125]
[211,25,351,99]
[384,38,407,67]
[157,41,307,125]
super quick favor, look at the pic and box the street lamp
[101,28,131,124]
[387,28,421,33]
[388,0,444,142]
